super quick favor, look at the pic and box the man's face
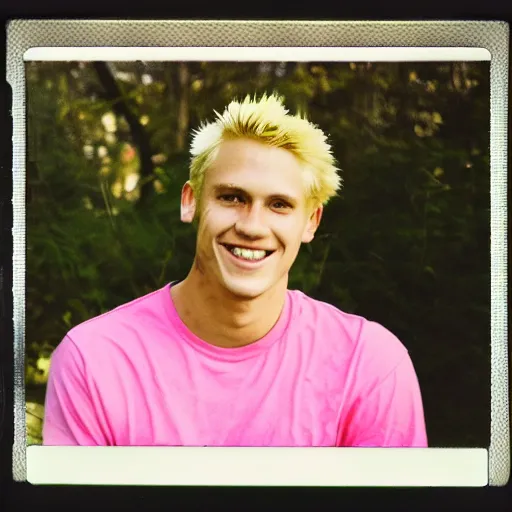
[181,138,323,299]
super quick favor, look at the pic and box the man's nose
[234,204,270,239]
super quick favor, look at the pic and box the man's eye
[220,194,243,204]
[271,200,290,209]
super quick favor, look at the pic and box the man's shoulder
[286,288,407,359]
[287,288,366,337]
[65,284,170,350]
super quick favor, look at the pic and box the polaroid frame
[6,19,509,487]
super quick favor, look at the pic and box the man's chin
[221,278,271,301]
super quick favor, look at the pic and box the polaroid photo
[5,19,509,487]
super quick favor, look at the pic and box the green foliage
[25,60,490,447]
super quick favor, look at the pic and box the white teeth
[231,247,267,260]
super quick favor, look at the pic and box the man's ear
[181,182,197,223]
[301,205,323,244]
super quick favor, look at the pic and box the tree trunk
[92,62,154,208]
[175,62,190,152]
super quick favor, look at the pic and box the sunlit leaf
[141,74,153,86]
[62,311,72,327]
[414,124,425,137]
[319,76,331,92]
[426,81,437,93]
[151,153,167,165]
[111,180,123,198]
[36,356,51,376]
[97,146,108,158]
[154,179,165,194]
[432,112,443,124]
[101,112,117,133]
[105,133,117,145]
[125,173,140,193]
[310,65,325,75]
[83,144,94,159]
[191,79,203,92]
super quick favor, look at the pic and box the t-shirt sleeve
[43,335,110,446]
[336,324,428,448]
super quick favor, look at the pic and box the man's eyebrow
[268,193,298,205]
[213,184,246,194]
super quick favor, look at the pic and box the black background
[1,2,511,510]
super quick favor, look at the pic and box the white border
[23,46,492,62]
[27,447,489,487]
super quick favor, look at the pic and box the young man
[43,94,428,447]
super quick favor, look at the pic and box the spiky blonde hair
[189,93,342,208]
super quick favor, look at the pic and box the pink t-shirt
[43,283,428,447]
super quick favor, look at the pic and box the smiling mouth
[221,243,275,262]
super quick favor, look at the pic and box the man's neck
[170,265,288,349]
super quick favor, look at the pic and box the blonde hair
[188,93,342,208]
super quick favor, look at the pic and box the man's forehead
[202,141,310,204]
[212,138,304,174]
[205,160,306,195]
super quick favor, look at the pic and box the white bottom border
[27,447,488,487]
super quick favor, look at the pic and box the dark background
[24,59,491,448]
